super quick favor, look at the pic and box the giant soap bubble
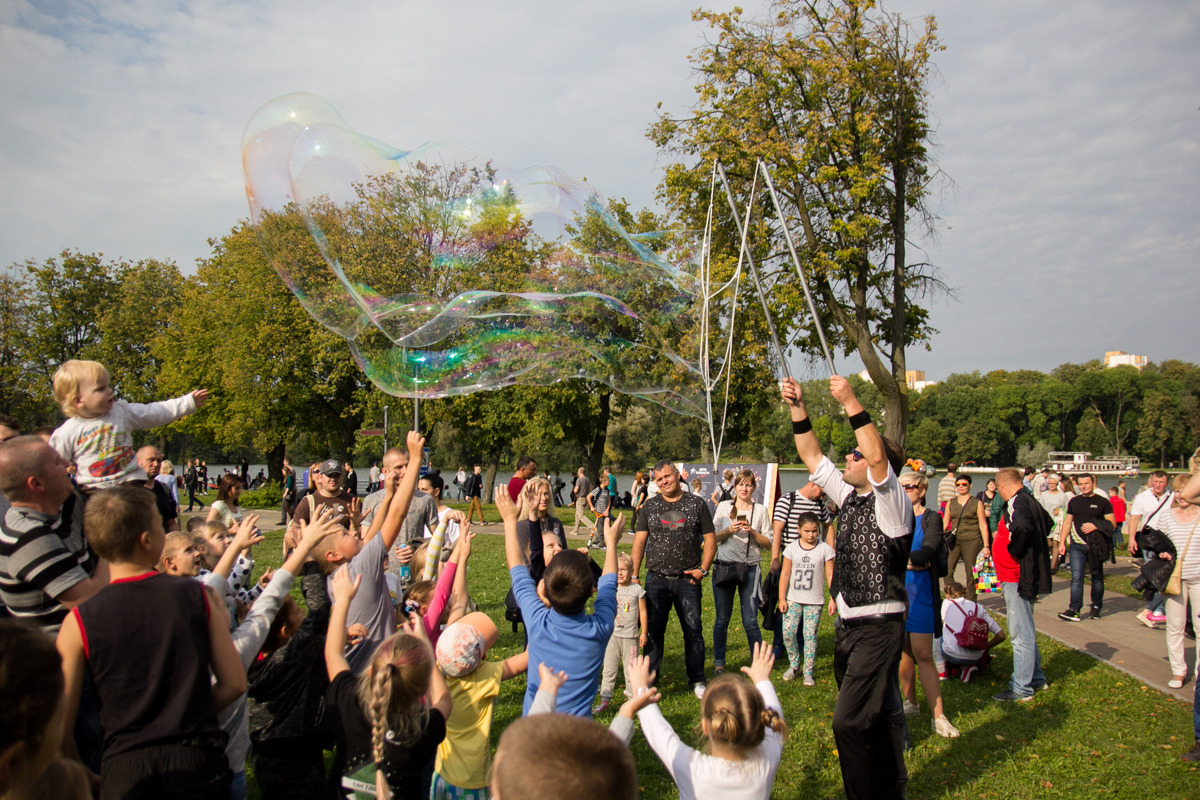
[241,93,730,419]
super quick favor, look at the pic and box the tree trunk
[585,391,611,480]
[266,441,286,485]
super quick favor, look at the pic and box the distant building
[856,369,938,393]
[1104,351,1148,370]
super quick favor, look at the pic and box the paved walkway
[971,559,1196,702]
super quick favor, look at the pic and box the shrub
[239,481,282,510]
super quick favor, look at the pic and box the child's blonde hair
[700,673,788,754]
[357,632,433,766]
[616,552,633,570]
[158,532,193,571]
[409,541,430,579]
[52,360,108,418]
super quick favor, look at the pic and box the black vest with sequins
[829,490,913,608]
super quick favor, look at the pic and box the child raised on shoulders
[50,360,208,490]
[498,485,621,717]
[56,485,245,799]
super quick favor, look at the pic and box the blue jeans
[711,563,762,666]
[645,573,707,687]
[1068,542,1104,612]
[1002,581,1045,697]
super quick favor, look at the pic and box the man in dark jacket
[993,468,1053,701]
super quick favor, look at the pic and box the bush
[239,481,282,510]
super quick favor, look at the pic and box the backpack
[948,599,991,650]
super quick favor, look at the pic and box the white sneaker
[933,715,960,738]
[782,667,798,682]
[692,683,707,699]
[802,675,816,686]
[902,700,921,716]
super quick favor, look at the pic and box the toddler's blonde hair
[52,360,108,418]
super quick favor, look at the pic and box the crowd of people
[2,358,1200,800]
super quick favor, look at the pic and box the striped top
[0,490,96,633]
[772,490,833,549]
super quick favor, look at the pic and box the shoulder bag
[1165,513,1200,596]
[714,503,754,588]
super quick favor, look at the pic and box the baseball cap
[320,459,343,475]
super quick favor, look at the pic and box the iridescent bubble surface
[241,93,724,418]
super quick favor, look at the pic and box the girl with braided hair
[630,642,788,799]
[325,566,452,799]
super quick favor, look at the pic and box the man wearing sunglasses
[781,375,913,800]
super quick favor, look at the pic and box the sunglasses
[956,481,970,487]
[846,449,865,462]
[900,484,920,491]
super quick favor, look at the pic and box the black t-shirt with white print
[637,493,715,576]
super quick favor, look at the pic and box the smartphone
[736,514,747,524]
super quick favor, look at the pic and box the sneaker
[592,699,611,714]
[1058,609,1082,622]
[933,715,960,738]
[1149,613,1168,623]
[802,675,816,686]
[692,683,707,699]
[1087,606,1102,620]
[1169,676,1185,689]
[1136,609,1157,629]
[993,689,1034,702]
[713,665,725,675]
[937,670,950,681]
[961,665,978,684]
[902,700,921,716]
[782,667,798,682]
[1182,742,1200,763]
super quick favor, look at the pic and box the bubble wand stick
[758,160,836,377]
[715,161,791,382]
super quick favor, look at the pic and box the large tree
[651,0,943,444]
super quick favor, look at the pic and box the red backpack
[948,600,991,650]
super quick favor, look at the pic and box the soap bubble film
[241,93,729,418]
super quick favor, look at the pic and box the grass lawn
[242,524,1198,799]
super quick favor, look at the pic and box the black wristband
[791,418,813,435]
[848,410,871,430]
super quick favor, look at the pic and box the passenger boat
[1043,451,1140,477]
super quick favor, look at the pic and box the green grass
[245,528,1198,799]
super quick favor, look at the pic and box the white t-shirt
[940,598,1002,662]
[1129,489,1174,532]
[782,541,835,605]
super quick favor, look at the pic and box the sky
[2,0,1197,381]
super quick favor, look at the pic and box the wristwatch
[700,567,709,578]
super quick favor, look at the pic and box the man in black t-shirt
[631,459,715,697]
[294,459,358,532]
[1056,473,1115,621]
[137,446,179,533]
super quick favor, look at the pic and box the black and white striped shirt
[0,491,95,633]
[772,490,834,549]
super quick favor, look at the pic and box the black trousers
[101,743,230,800]
[252,741,330,800]
[831,616,908,800]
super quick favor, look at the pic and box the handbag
[714,503,754,587]
[1165,513,1200,596]
[974,552,999,594]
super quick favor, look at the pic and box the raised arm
[213,514,264,579]
[496,486,524,570]
[602,513,623,575]
[780,377,824,472]
[828,375,888,484]
[1184,470,1200,505]
[380,431,426,551]
[324,566,361,679]
[206,585,248,711]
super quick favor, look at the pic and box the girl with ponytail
[630,642,788,799]
[325,566,452,799]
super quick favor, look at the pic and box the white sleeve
[756,679,783,717]
[636,704,689,784]
[117,394,197,431]
[49,422,77,463]
[810,457,853,510]
[230,568,296,668]
[868,462,914,539]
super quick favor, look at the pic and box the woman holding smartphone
[711,469,772,673]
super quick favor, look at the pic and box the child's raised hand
[402,611,430,644]
[740,641,774,685]
[331,565,361,605]
[347,497,362,528]
[257,567,276,588]
[626,652,656,694]
[191,388,210,408]
[618,685,661,718]
[604,512,624,545]
[459,529,475,559]
[346,623,368,646]
[301,506,341,548]
[443,508,466,524]
[232,514,264,551]
[536,662,568,695]
[494,486,519,523]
